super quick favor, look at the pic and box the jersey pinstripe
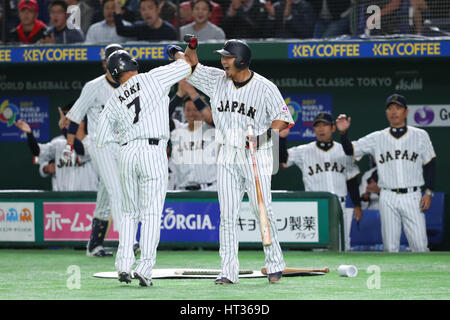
[351,126,436,189]
[187,64,294,148]
[170,119,217,188]
[97,59,192,280]
[286,142,359,197]
[66,75,118,139]
[97,59,192,147]
[187,64,293,283]
[38,135,99,191]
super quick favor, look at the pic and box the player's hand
[58,107,69,130]
[166,45,183,60]
[245,134,258,149]
[361,192,370,202]
[43,162,56,174]
[184,34,198,49]
[14,120,31,133]
[420,193,432,211]
[366,180,380,194]
[353,206,363,222]
[336,114,351,133]
[179,80,198,99]
[61,144,76,165]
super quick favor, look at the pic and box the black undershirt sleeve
[346,176,362,207]
[340,131,354,156]
[279,137,288,165]
[423,158,436,191]
[26,132,40,156]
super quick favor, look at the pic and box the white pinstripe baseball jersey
[170,119,217,188]
[66,75,119,139]
[38,135,99,191]
[97,59,192,147]
[286,141,360,197]
[187,64,294,148]
[351,126,436,189]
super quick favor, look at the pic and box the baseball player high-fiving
[63,44,123,257]
[96,47,195,286]
[280,112,362,251]
[184,36,294,284]
[336,94,437,252]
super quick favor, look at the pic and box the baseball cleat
[214,277,233,285]
[86,245,113,257]
[118,272,132,284]
[268,271,282,283]
[134,272,153,287]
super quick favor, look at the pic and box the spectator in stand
[220,0,276,39]
[85,0,134,43]
[64,0,94,35]
[309,0,352,38]
[179,0,225,40]
[179,0,223,26]
[272,0,315,38]
[159,0,177,26]
[7,0,47,44]
[113,0,177,41]
[40,0,85,44]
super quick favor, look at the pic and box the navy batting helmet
[107,50,139,82]
[102,43,123,61]
[214,39,251,69]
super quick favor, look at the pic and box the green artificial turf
[0,249,449,300]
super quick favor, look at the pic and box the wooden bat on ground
[247,125,272,247]
[261,267,330,275]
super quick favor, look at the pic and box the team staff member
[15,104,99,191]
[279,112,362,251]
[183,37,294,284]
[96,48,195,286]
[168,80,216,191]
[336,94,436,252]
[62,44,123,258]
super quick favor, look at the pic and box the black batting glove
[184,34,198,49]
[166,45,183,60]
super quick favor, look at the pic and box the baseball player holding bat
[62,44,123,257]
[182,35,294,284]
[279,112,362,251]
[336,94,436,252]
[96,47,195,286]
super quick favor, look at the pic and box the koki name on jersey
[217,100,256,119]
[117,82,141,103]
[378,149,419,164]
[308,162,345,176]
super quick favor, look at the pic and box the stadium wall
[0,39,449,250]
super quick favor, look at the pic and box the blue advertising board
[0,96,49,142]
[283,94,333,141]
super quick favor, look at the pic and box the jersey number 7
[127,96,141,124]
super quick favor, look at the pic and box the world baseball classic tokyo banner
[0,202,35,241]
[42,200,326,244]
[407,105,450,127]
[283,94,333,141]
[0,96,49,142]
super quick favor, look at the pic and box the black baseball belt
[386,187,419,194]
[184,183,214,191]
[121,138,159,147]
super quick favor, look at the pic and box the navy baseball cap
[385,94,407,109]
[313,112,335,126]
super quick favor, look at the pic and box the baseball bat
[247,125,272,247]
[261,267,330,275]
